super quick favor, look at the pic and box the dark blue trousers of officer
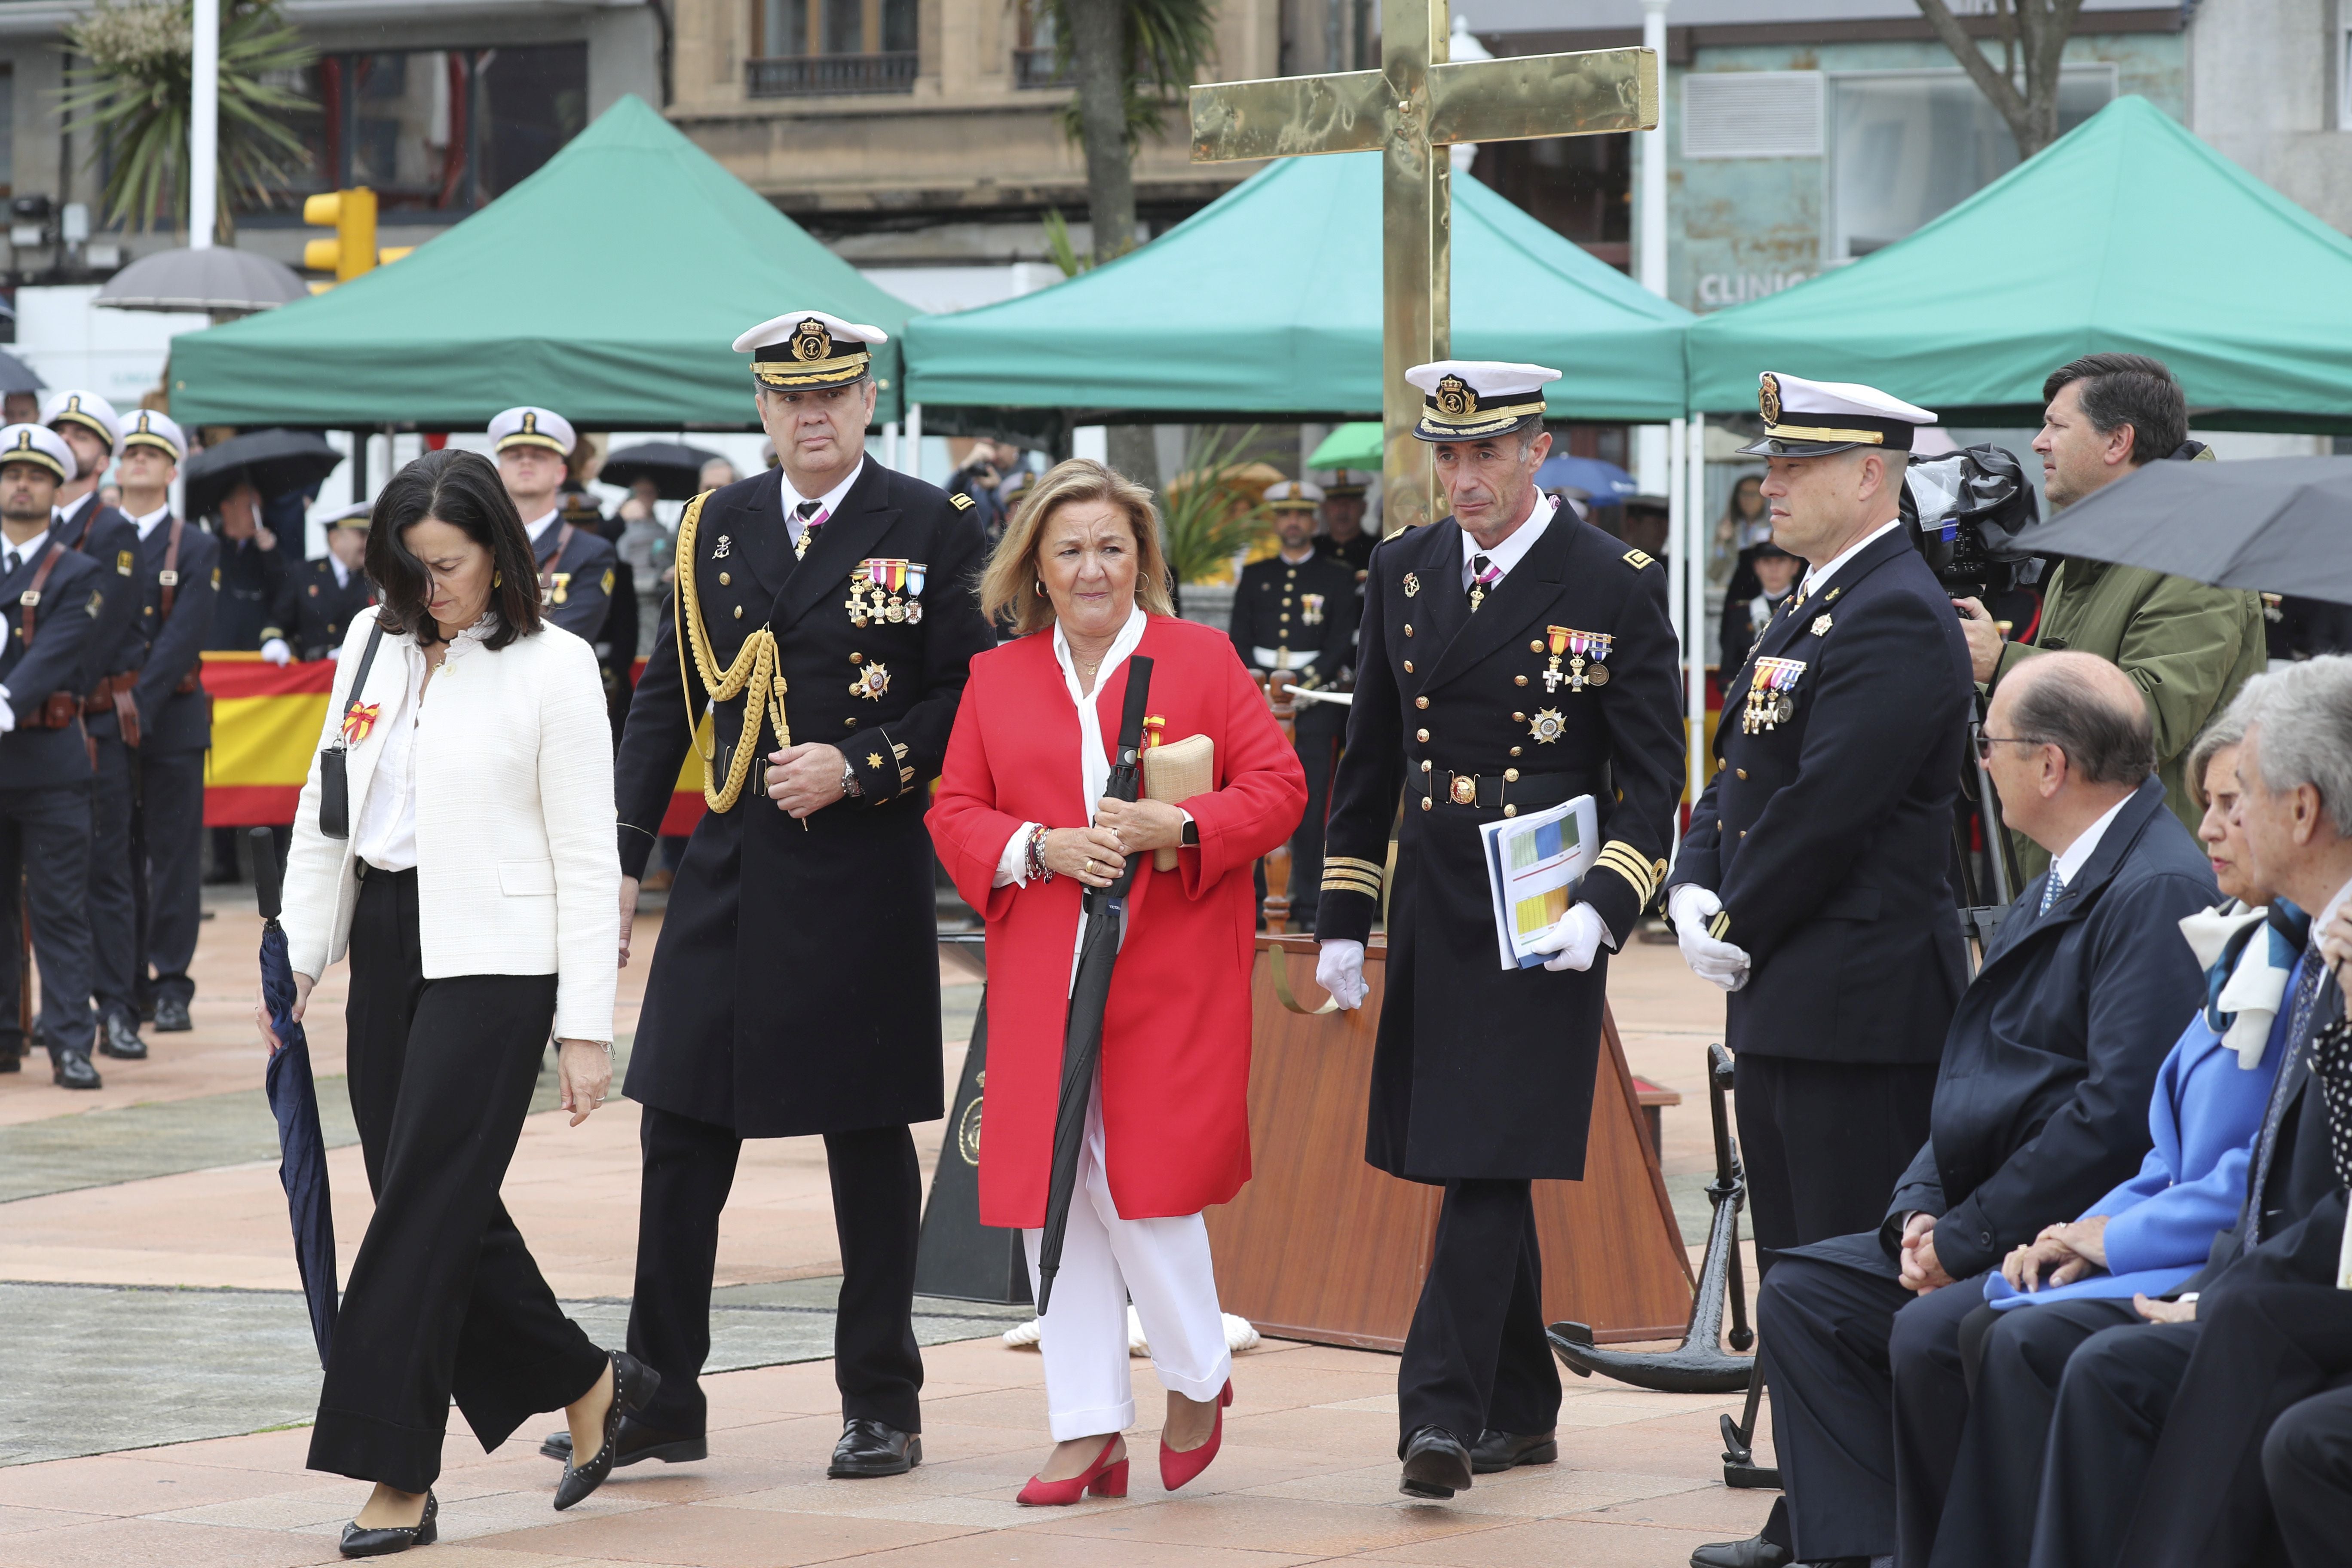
[0,786,95,1062]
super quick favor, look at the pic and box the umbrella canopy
[603,440,728,501]
[906,153,1694,423]
[97,246,309,315]
[0,349,43,395]
[182,428,345,518]
[1537,453,1638,501]
[251,829,339,1366]
[2018,456,2352,605]
[1308,422,1383,470]
[169,95,914,428]
[1688,97,2352,431]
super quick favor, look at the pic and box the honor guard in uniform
[1314,470,1377,575]
[1313,362,1685,1499]
[0,426,111,1087]
[49,396,150,1061]
[556,309,995,1481]
[120,413,218,1034]
[270,505,376,662]
[488,407,619,644]
[1231,481,1359,927]
[1666,373,1973,1271]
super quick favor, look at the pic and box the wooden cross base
[1205,935,1695,1351]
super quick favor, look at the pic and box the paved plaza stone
[0,891,1773,1565]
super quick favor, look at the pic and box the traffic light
[302,188,378,282]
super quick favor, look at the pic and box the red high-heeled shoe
[1158,1380,1233,1493]
[1016,1435,1128,1506]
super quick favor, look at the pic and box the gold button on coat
[1515,674,1528,686]
[719,572,731,585]
[1415,696,1429,709]
[1403,660,1414,673]
[1504,768,1519,782]
[733,604,743,619]
[1404,624,1413,637]
[1529,640,1543,652]
[1416,728,1430,742]
[1736,768,1749,780]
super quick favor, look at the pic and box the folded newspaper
[1478,795,1600,970]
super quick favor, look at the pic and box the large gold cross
[1190,3,1656,532]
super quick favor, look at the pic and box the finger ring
[1085,859,1097,874]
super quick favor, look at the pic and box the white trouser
[1021,1081,1231,1441]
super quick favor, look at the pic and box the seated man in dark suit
[1693,652,2218,1568]
[1993,656,2352,1568]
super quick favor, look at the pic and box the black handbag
[316,622,387,840]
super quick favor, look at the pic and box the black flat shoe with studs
[554,1351,662,1510]
[339,1490,435,1557]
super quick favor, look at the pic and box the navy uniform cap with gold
[1403,360,1560,443]
[733,309,888,392]
[0,423,74,481]
[120,409,186,461]
[39,391,123,457]
[1737,371,1936,458]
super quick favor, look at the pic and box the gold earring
[492,570,502,588]
[1035,579,1046,597]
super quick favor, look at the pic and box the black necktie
[794,500,826,560]
[1467,553,1498,611]
[2,549,16,577]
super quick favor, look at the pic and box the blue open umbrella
[252,827,339,1366]
[1535,453,1638,501]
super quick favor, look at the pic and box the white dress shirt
[524,508,564,551]
[1459,493,1557,591]
[780,459,865,551]
[354,616,498,873]
[129,505,171,541]
[1797,515,1906,601]
[2047,791,2134,895]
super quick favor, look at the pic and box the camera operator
[1954,354,2266,881]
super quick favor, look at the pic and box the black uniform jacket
[1669,527,1974,1065]
[273,558,377,662]
[1793,779,2215,1284]
[1314,509,1684,1182]
[209,532,286,650]
[133,517,219,755]
[0,539,105,788]
[1230,548,1359,738]
[614,463,994,1137]
[50,494,146,735]
[533,515,618,643]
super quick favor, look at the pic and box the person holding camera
[1954,353,2266,882]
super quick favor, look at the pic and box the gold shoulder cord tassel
[675,492,787,811]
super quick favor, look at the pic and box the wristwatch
[1180,816,1199,848]
[839,759,862,799]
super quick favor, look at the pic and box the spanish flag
[199,652,709,834]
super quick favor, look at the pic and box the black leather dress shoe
[539,1415,706,1467]
[98,1014,147,1060]
[1398,1425,1474,1499]
[51,1051,101,1090]
[829,1418,922,1478]
[1690,1533,1864,1568]
[340,1491,435,1557]
[151,998,192,1033]
[0,1041,19,1072]
[1470,1427,1559,1473]
[555,1351,662,1510]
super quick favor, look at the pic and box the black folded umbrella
[251,827,339,1366]
[602,441,728,502]
[182,429,346,520]
[1035,657,1155,1315]
[2020,455,2352,606]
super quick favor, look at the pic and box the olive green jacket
[1991,558,2266,882]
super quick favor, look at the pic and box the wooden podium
[1204,935,1694,1351]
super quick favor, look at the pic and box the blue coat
[1982,984,2286,1309]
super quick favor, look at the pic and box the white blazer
[279,607,621,1043]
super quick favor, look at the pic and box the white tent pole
[1665,416,1687,665]
[189,0,219,249]
[1685,416,1709,806]
[882,421,900,472]
[904,403,923,478]
[1633,0,1671,493]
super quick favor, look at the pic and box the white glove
[259,638,293,666]
[1526,901,1608,972]
[1670,883,1753,992]
[1316,938,1368,1011]
[0,685,13,734]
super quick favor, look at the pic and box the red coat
[928,615,1306,1227]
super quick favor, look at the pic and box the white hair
[2242,655,2352,837]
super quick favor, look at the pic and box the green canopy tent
[170,95,913,429]
[904,151,1694,425]
[1687,96,2352,432]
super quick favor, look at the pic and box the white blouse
[354,616,497,873]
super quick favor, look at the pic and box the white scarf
[2179,900,2294,1070]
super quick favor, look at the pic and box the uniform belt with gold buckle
[1409,767,1593,815]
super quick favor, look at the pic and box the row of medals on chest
[1397,588,1614,749]
[1741,590,1839,735]
[704,535,921,703]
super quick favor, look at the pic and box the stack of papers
[1479,796,1599,970]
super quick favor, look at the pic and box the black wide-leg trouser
[1395,1178,1561,1450]
[307,867,609,1493]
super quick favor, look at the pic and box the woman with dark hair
[262,447,652,1555]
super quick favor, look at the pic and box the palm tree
[1039,0,1220,265]
[61,0,316,237]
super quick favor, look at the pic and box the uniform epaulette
[1623,548,1655,570]
[949,493,975,511]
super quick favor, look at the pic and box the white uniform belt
[1253,646,1309,670]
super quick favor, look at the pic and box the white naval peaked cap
[121,408,187,461]
[489,406,578,456]
[734,309,888,390]
[1264,480,1326,509]
[1403,359,1561,442]
[41,389,124,454]
[1738,371,1936,457]
[0,423,77,482]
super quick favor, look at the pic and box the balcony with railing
[1012,46,1069,88]
[745,51,919,97]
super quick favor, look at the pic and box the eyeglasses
[1972,726,2044,763]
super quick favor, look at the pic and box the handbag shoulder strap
[337,619,387,737]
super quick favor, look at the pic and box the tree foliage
[1158,426,1276,586]
[1914,0,2089,159]
[61,0,317,235]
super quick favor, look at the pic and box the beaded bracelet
[1025,823,1054,883]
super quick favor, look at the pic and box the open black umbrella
[182,429,346,519]
[0,348,42,396]
[1035,656,1156,1314]
[252,827,340,1366]
[601,441,727,502]
[2020,455,2352,606]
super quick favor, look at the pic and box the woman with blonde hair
[929,459,1305,1504]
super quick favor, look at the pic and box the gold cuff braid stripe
[1323,867,1381,889]
[1593,842,1657,903]
[675,490,792,812]
[1708,910,1731,941]
[1324,855,1384,883]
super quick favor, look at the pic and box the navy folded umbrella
[251,827,339,1366]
